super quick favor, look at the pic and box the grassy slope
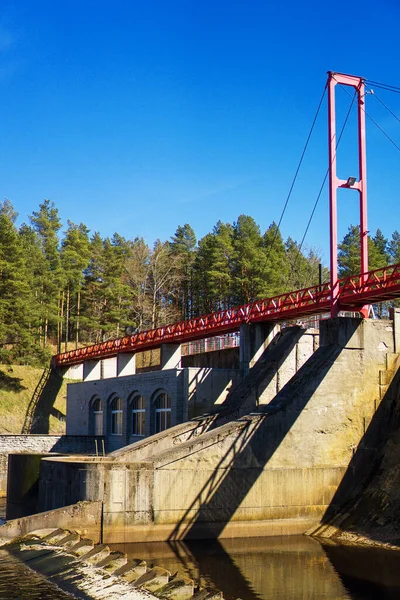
[0,364,67,434]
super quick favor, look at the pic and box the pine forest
[0,198,398,367]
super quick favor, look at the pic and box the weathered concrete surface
[309,353,400,548]
[37,318,398,542]
[0,434,103,497]
[0,500,102,543]
[111,325,316,464]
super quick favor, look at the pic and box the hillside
[0,364,67,435]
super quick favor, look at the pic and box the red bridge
[55,72,400,369]
[55,262,400,367]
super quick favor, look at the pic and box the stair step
[154,575,195,600]
[70,538,95,556]
[57,532,81,548]
[113,558,147,582]
[41,528,69,544]
[79,543,110,565]
[96,550,127,572]
[133,566,171,592]
[192,590,224,600]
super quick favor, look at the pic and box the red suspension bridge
[55,72,400,368]
[55,263,400,367]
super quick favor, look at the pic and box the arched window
[109,396,123,436]
[91,397,103,436]
[154,391,171,433]
[130,394,146,436]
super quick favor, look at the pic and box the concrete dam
[10,314,398,545]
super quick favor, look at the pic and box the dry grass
[0,364,68,434]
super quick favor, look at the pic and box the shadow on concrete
[315,364,400,544]
[26,369,64,434]
[0,369,25,392]
[167,339,346,542]
[213,325,305,422]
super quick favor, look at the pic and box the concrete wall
[38,318,399,543]
[182,348,239,370]
[0,501,102,543]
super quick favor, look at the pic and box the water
[0,549,74,599]
[0,498,74,599]
[111,535,400,600]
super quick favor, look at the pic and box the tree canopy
[0,198,396,366]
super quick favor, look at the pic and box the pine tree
[125,237,152,331]
[388,231,400,264]
[0,206,44,364]
[338,225,361,277]
[60,221,91,350]
[29,199,63,347]
[231,215,267,304]
[169,224,197,319]
[263,222,289,296]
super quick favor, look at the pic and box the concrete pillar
[161,343,181,370]
[83,359,102,381]
[102,356,118,379]
[239,323,279,373]
[62,363,84,381]
[117,353,136,376]
[391,307,400,353]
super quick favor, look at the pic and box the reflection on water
[111,535,400,600]
[0,549,73,599]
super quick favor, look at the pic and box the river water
[112,535,400,600]
[1,516,400,599]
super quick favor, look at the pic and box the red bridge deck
[55,263,400,367]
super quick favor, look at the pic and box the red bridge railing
[55,263,400,367]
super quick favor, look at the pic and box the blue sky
[0,0,399,265]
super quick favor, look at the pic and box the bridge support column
[102,356,117,379]
[117,353,136,376]
[161,343,181,370]
[240,323,279,374]
[83,360,102,381]
[391,307,400,353]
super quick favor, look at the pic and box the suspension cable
[367,86,400,125]
[339,82,400,153]
[366,79,400,95]
[287,86,357,287]
[264,82,327,264]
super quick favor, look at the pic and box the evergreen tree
[263,222,289,296]
[207,221,234,310]
[193,233,217,315]
[169,224,197,319]
[0,208,44,364]
[60,221,91,350]
[231,215,267,304]
[370,229,389,270]
[338,225,361,277]
[29,199,63,347]
[388,231,400,264]
[125,237,152,331]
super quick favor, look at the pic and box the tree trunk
[76,289,81,349]
[65,285,70,352]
